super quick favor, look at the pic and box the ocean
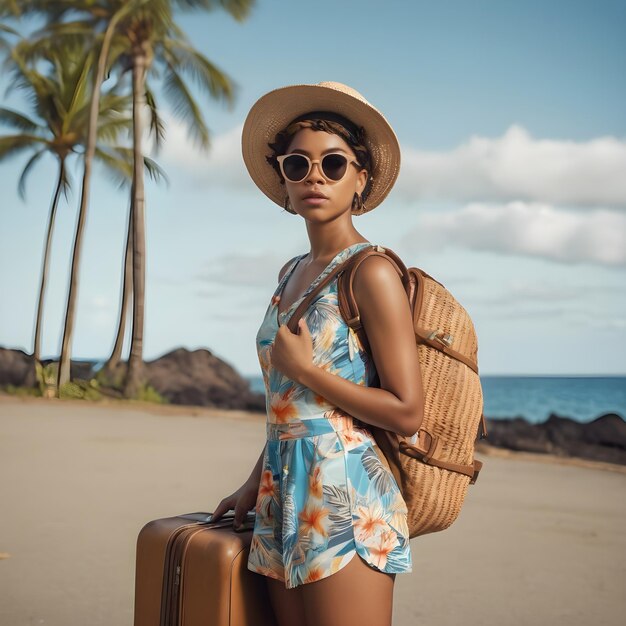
[244,375,626,424]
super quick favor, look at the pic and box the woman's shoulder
[351,246,411,343]
[353,245,401,289]
[352,246,406,312]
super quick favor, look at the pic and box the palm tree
[0,43,143,365]
[105,0,255,398]
[17,0,255,397]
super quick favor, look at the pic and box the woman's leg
[299,553,396,626]
[266,576,306,626]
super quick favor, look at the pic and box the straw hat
[241,81,401,214]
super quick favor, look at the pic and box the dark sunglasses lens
[322,154,349,180]
[282,155,309,181]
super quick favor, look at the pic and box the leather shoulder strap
[284,245,387,333]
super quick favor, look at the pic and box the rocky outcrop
[481,412,626,465]
[0,348,95,386]
[0,348,37,387]
[144,347,265,412]
[2,345,623,459]
[0,346,265,413]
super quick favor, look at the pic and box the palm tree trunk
[33,157,65,363]
[103,192,134,377]
[123,54,147,398]
[56,15,121,390]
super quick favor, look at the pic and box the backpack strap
[478,413,488,439]
[399,430,484,483]
[373,424,484,485]
[284,244,384,334]
[336,246,480,375]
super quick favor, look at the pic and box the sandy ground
[1,394,625,626]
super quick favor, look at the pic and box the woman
[210,81,424,626]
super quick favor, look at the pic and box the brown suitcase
[133,511,277,626]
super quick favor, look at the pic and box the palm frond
[95,145,167,187]
[98,92,133,117]
[96,114,132,144]
[17,20,97,65]
[5,43,56,104]
[172,0,255,21]
[172,0,216,9]
[59,158,72,198]
[142,154,168,184]
[105,38,132,78]
[62,46,95,132]
[109,146,168,184]
[0,22,19,37]
[32,18,99,41]
[17,147,46,200]
[2,0,254,200]
[144,86,165,151]
[1,0,74,19]
[94,145,133,189]
[216,0,256,22]
[0,0,24,18]
[162,64,210,149]
[0,107,42,133]
[162,37,236,109]
[0,134,45,162]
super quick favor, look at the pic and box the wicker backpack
[286,243,488,538]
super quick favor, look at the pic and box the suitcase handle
[178,511,256,532]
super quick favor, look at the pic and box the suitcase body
[134,511,277,626]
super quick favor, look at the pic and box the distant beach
[0,394,624,626]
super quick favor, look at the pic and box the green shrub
[35,361,58,396]
[136,383,168,404]
[94,367,125,390]
[2,384,41,397]
[58,379,102,401]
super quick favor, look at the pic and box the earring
[284,195,292,213]
[352,192,365,214]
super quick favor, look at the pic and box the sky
[0,0,625,377]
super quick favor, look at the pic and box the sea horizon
[246,373,626,425]
[22,352,626,425]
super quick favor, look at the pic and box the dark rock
[483,412,626,465]
[0,347,101,387]
[0,347,37,387]
[581,413,626,448]
[0,345,266,413]
[144,347,265,413]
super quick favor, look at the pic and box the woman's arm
[297,254,424,437]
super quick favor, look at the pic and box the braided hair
[266,110,374,209]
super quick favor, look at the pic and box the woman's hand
[270,317,314,383]
[210,477,259,529]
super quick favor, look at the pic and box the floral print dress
[247,242,413,589]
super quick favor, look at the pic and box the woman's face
[283,127,368,218]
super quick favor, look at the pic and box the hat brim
[241,83,400,213]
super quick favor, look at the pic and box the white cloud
[152,117,250,189]
[195,249,301,288]
[402,201,626,266]
[155,119,626,267]
[157,119,626,209]
[85,295,116,328]
[397,124,626,208]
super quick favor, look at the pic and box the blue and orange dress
[247,242,413,589]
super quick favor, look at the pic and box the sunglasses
[276,152,362,183]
